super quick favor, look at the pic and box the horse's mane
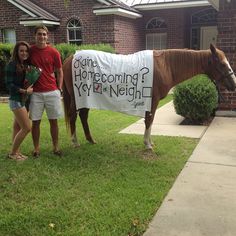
[163,49,211,76]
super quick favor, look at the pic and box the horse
[62,44,236,150]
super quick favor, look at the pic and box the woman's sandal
[18,153,28,159]
[8,153,26,161]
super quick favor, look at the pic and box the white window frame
[190,8,217,49]
[146,33,167,50]
[146,17,167,30]
[67,19,82,45]
[3,29,16,44]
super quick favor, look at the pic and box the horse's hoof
[73,143,80,148]
[87,138,96,144]
[145,145,153,150]
[144,140,154,149]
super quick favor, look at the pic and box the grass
[0,95,198,236]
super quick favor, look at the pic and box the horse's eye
[221,63,227,68]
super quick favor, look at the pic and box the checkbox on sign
[142,87,152,97]
[93,82,103,94]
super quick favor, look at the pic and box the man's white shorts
[29,90,63,121]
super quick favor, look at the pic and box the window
[191,8,217,25]
[146,33,167,50]
[3,29,16,43]
[191,28,200,50]
[67,19,82,45]
[146,17,167,30]
[190,8,217,49]
[146,17,167,50]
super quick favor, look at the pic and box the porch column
[217,0,236,111]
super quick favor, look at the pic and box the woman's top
[5,61,26,104]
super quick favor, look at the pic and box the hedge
[0,43,115,94]
[173,74,218,122]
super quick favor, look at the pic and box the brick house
[0,0,235,111]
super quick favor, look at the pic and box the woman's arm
[5,62,32,95]
[5,62,21,94]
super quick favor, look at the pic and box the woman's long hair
[11,41,30,75]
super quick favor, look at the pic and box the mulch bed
[180,116,214,126]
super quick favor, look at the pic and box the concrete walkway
[120,101,208,138]
[121,102,236,236]
[0,97,9,103]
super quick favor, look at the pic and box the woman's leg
[12,119,21,153]
[12,119,20,141]
[11,107,31,155]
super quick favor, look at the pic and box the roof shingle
[8,0,59,22]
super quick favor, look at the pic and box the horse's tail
[62,56,73,134]
[63,78,70,133]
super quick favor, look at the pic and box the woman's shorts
[9,100,25,111]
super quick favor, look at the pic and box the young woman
[5,41,33,160]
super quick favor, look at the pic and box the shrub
[0,43,13,63]
[0,43,115,94]
[78,43,115,53]
[173,74,218,122]
[54,43,78,62]
[0,43,13,94]
[55,43,115,62]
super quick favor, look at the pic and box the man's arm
[56,67,63,91]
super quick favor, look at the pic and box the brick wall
[0,0,118,47]
[0,0,27,92]
[0,0,213,52]
[0,0,204,53]
[113,16,144,54]
[217,0,236,110]
[141,6,211,49]
[29,0,115,45]
[0,0,33,43]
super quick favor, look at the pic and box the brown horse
[62,44,236,149]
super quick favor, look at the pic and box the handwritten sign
[72,50,153,117]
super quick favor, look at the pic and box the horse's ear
[210,44,217,56]
[210,43,219,61]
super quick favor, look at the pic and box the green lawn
[0,96,198,236]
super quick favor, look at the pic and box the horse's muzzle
[224,72,236,91]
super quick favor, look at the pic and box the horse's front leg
[79,108,96,144]
[144,111,155,150]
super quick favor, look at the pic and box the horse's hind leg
[79,108,96,144]
[70,108,80,148]
[144,111,155,150]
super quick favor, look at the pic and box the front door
[200,26,218,49]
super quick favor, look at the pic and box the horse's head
[209,44,236,91]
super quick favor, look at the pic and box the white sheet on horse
[72,50,153,117]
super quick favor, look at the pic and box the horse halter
[215,66,235,82]
[210,78,225,103]
[208,58,235,102]
[208,57,235,80]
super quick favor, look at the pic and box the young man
[29,25,63,157]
